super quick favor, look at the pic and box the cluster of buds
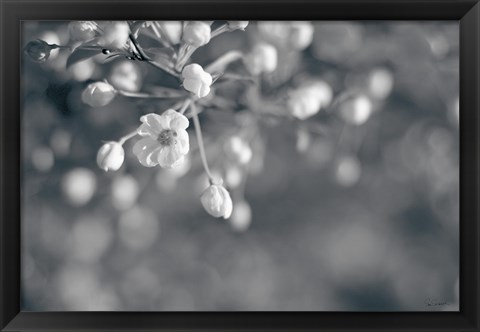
[24,20,388,228]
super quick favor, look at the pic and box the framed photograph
[1,0,479,331]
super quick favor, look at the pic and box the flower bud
[244,43,278,75]
[81,82,116,107]
[339,94,372,125]
[97,142,125,171]
[182,21,211,47]
[200,183,233,219]
[224,136,252,165]
[182,63,213,98]
[228,21,249,30]
[24,39,53,63]
[68,21,98,41]
[288,80,333,120]
[99,22,130,50]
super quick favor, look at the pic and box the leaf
[66,47,103,68]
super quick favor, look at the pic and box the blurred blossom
[97,142,125,172]
[182,64,213,98]
[338,94,373,125]
[335,155,362,187]
[201,183,233,219]
[99,21,130,50]
[312,22,363,63]
[50,129,72,157]
[427,33,450,58]
[288,80,333,120]
[61,168,97,206]
[156,155,192,191]
[229,200,252,232]
[109,61,143,92]
[225,164,243,188]
[118,205,160,251]
[133,110,190,168]
[120,267,162,309]
[244,42,278,75]
[182,21,211,47]
[258,21,313,50]
[31,146,54,172]
[56,265,119,310]
[70,216,113,262]
[296,127,311,153]
[224,136,252,165]
[68,21,98,42]
[81,81,117,107]
[111,174,140,210]
[368,68,394,100]
[68,58,95,81]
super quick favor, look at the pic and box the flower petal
[163,109,189,130]
[137,146,161,167]
[139,113,169,134]
[175,129,190,154]
[132,137,156,156]
[158,145,183,168]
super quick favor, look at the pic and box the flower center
[156,129,177,146]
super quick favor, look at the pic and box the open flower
[133,110,189,168]
[68,21,98,42]
[81,82,117,107]
[182,64,213,98]
[182,21,211,47]
[200,183,233,219]
[97,142,125,171]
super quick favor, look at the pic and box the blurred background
[21,21,459,311]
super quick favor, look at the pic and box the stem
[210,24,229,39]
[175,44,197,72]
[118,130,138,145]
[178,99,192,114]
[190,102,215,182]
[205,50,243,73]
[118,90,182,99]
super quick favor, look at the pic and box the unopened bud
[81,82,116,107]
[24,39,53,63]
[228,21,249,30]
[182,63,213,98]
[200,183,233,219]
[68,21,98,41]
[97,142,125,171]
[183,21,211,47]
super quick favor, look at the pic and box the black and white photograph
[21,20,459,312]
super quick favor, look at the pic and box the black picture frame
[1,0,479,331]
